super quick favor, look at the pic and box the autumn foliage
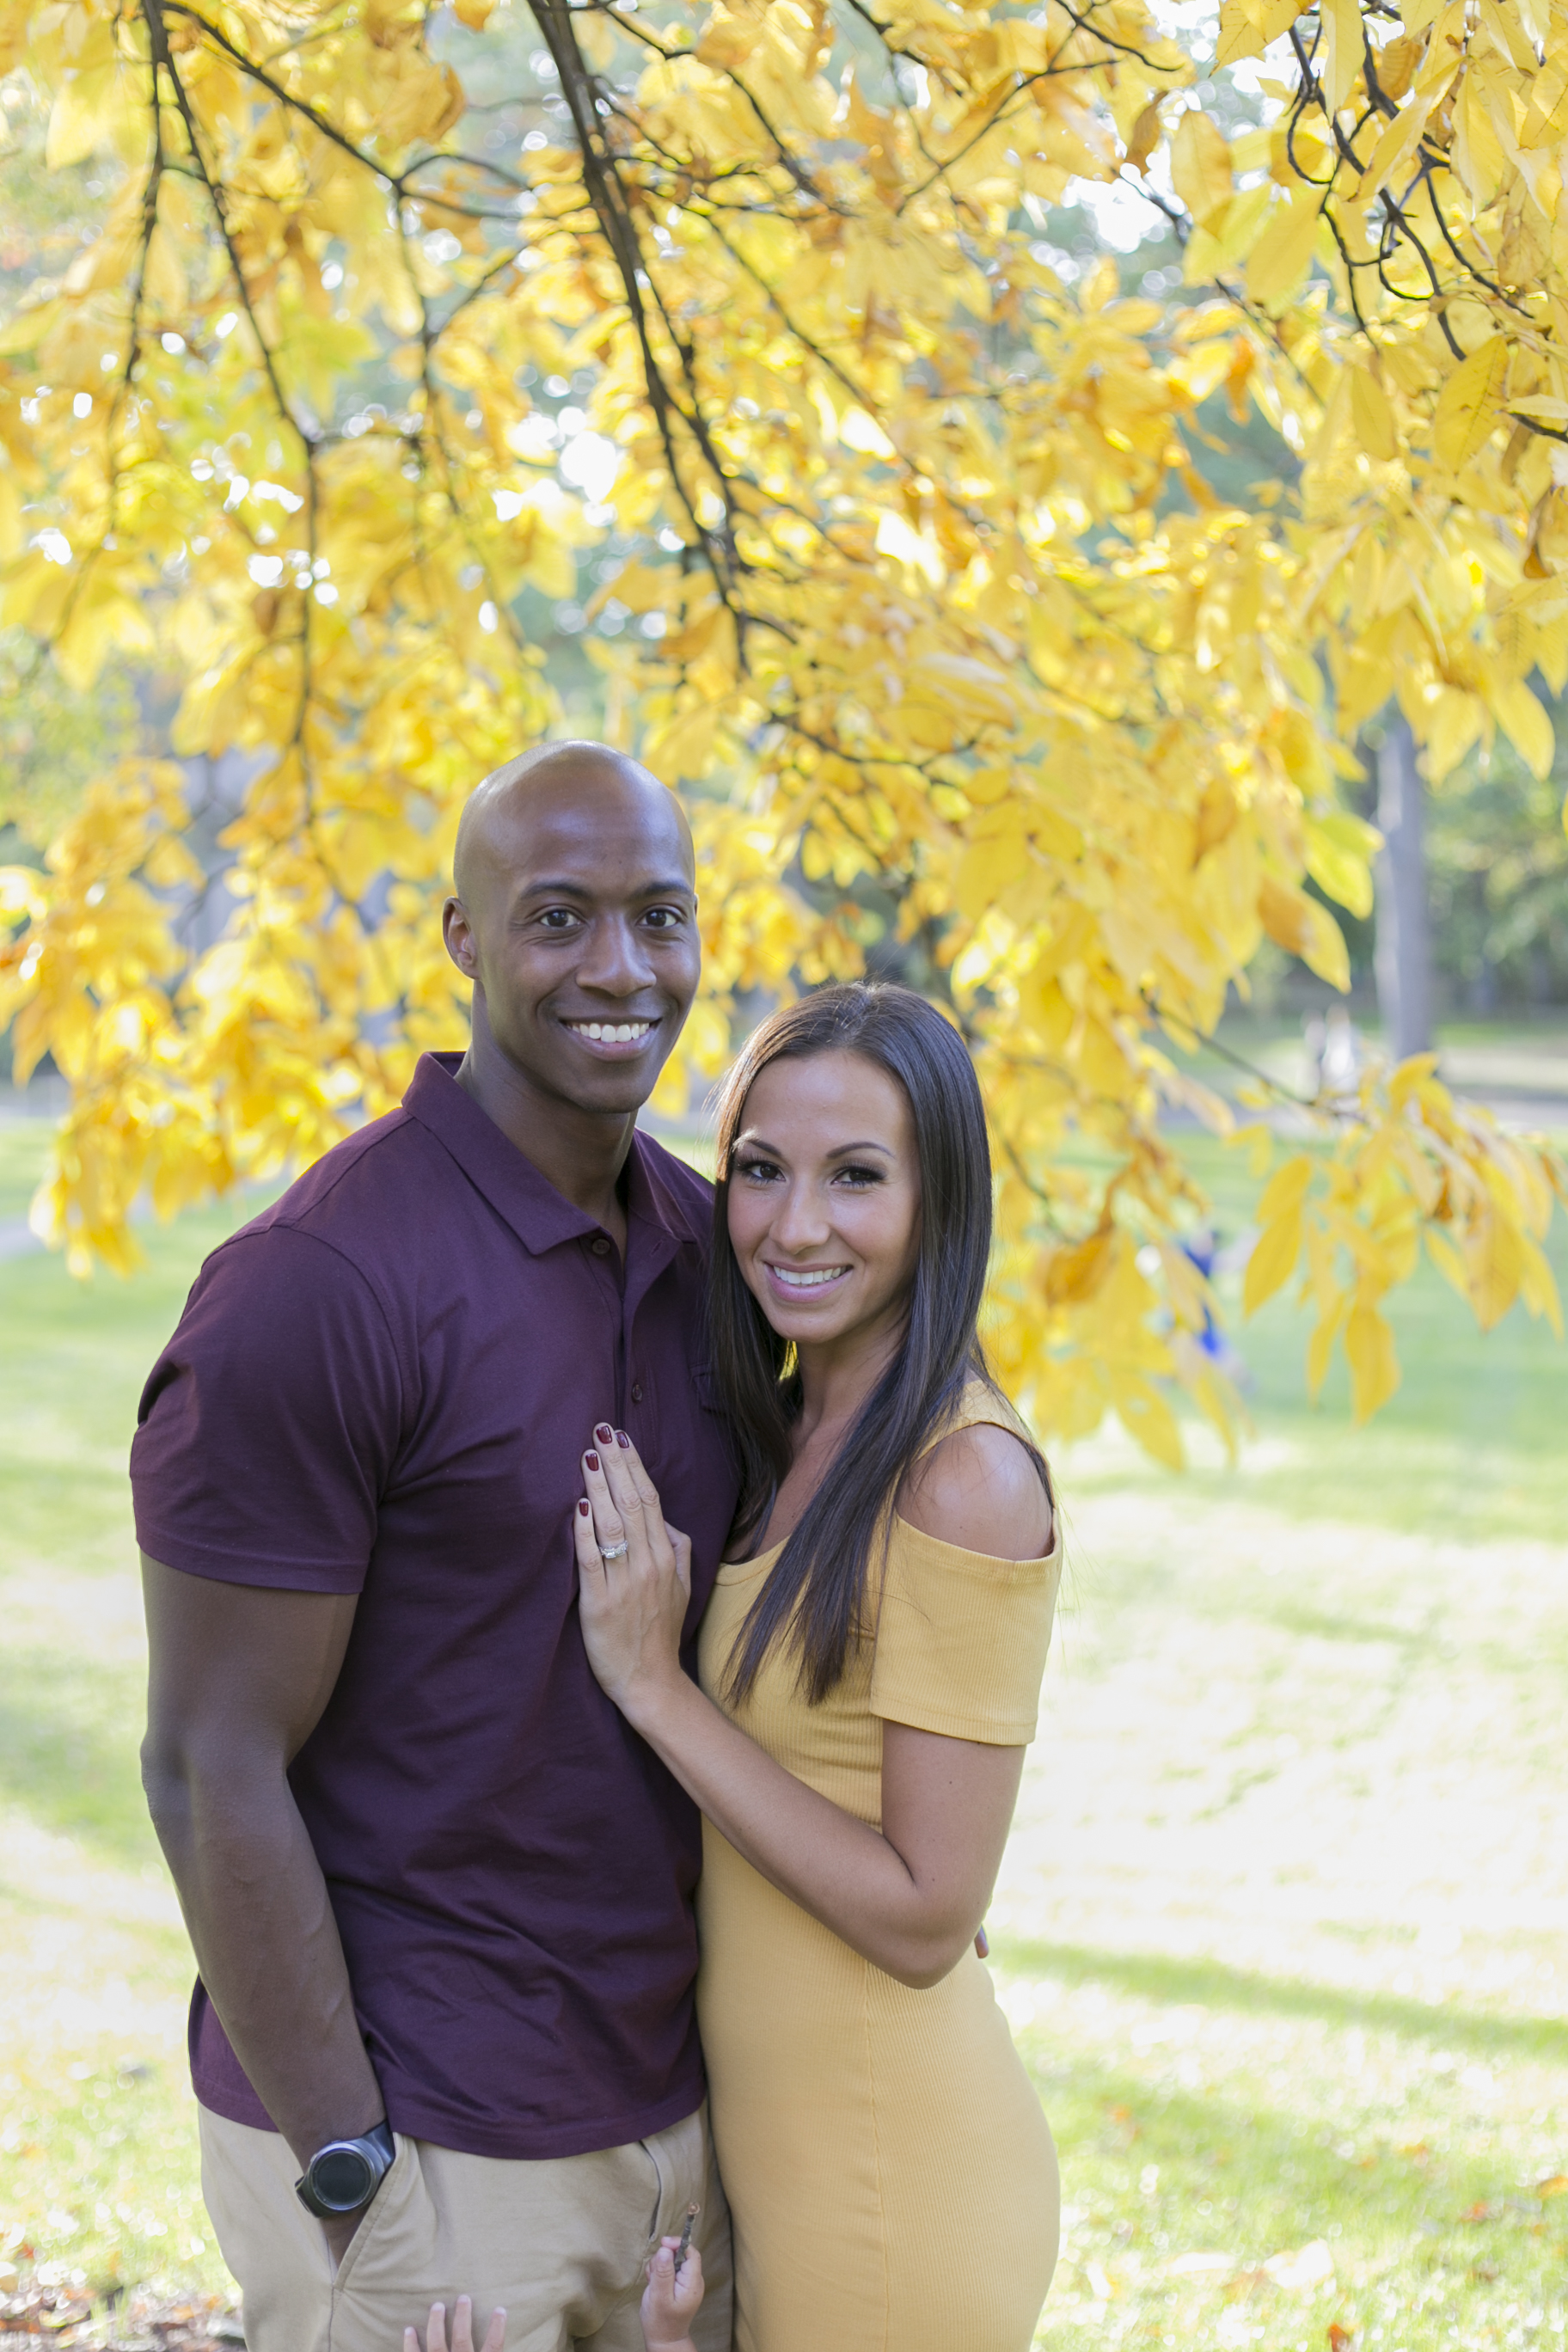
[0,0,1565,1451]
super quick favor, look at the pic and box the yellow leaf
[1124,100,1164,175]
[1256,1151,1315,1226]
[1432,334,1508,472]
[1344,1301,1400,1421]
[45,26,125,170]
[1349,366,1398,462]
[1244,187,1324,312]
[1244,1204,1305,1314]
[1112,1374,1185,1470]
[1258,873,1351,990]
[1226,1122,1276,1179]
[1491,676,1554,779]
[1306,1291,1347,1400]
[1387,1051,1440,1107]
[1518,1232,1565,1338]
[1316,0,1365,111]
[1425,1227,1469,1298]
[1306,812,1377,918]
[1171,110,1234,230]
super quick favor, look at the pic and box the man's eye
[644,907,686,930]
[538,909,579,930]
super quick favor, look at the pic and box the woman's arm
[576,1432,1030,1990]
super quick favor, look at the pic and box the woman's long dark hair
[710,982,1042,1706]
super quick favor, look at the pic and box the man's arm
[140,1553,383,2222]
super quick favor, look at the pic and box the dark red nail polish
[578,1498,590,1516]
[596,1423,614,1443]
[616,1429,631,1449]
[585,1450,599,1472]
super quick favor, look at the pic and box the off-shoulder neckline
[714,1387,1048,1585]
[714,1511,1059,1586]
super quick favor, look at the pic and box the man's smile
[561,1015,660,1056]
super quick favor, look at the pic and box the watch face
[312,2146,375,2212]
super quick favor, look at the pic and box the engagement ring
[599,1540,628,1561]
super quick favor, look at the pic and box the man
[134,743,738,2352]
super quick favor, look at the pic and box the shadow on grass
[0,1651,156,1869]
[998,1939,1568,2066]
[1022,2043,1568,2295]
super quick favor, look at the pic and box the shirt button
[631,1383,644,1404]
[591,1237,611,1256]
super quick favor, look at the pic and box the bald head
[453,741,692,914]
[442,736,701,1128]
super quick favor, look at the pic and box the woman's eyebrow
[826,1140,894,1157]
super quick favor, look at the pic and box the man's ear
[443,896,478,977]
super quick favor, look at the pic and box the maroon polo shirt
[130,1051,738,2161]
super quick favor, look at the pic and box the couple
[132,742,1063,2352]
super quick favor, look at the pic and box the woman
[574,983,1063,2352]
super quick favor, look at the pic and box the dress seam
[863,1967,891,2352]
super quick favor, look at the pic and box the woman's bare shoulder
[900,1420,1055,1561]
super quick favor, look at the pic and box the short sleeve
[868,1517,1061,1745]
[130,1225,406,1592]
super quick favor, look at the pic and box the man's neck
[454,1028,635,1239]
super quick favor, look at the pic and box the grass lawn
[0,1104,1565,2349]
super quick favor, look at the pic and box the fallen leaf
[1535,2174,1568,2198]
[1265,2239,1336,2291]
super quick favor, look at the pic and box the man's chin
[542,1048,672,1119]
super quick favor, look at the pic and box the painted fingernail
[596,1423,614,1443]
[616,1429,631,1448]
[579,1498,590,1516]
[585,1450,599,1472]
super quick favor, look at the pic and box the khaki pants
[199,2104,732,2352]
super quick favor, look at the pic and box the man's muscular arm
[140,1556,384,2203]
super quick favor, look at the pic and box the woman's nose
[771,1184,831,1250]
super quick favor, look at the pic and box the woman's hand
[641,2238,705,2352]
[575,1424,693,1722]
[404,2295,505,2352]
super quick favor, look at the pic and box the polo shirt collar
[405,1052,701,1257]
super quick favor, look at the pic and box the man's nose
[575,916,655,996]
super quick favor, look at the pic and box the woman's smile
[763,1260,854,1298]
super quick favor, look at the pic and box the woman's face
[726,1048,922,1355]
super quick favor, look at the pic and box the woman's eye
[734,1157,781,1183]
[836,1164,884,1187]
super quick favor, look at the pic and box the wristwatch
[295,2120,395,2220]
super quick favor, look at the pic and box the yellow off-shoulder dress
[695,1383,1063,2352]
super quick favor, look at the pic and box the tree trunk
[1373,714,1433,1061]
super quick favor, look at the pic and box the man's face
[443,763,701,1118]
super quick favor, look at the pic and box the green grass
[0,1134,268,2308]
[1,1106,1565,2349]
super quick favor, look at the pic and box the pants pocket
[329,2135,440,2315]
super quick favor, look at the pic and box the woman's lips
[763,1261,854,1302]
